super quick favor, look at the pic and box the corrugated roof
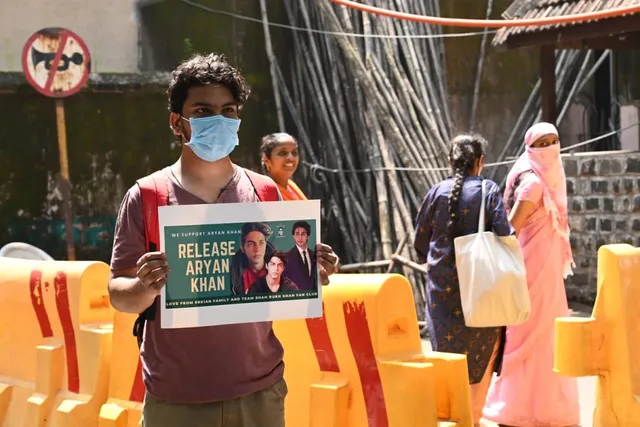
[493,0,640,47]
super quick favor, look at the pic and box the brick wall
[563,151,640,303]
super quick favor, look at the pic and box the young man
[248,251,299,294]
[240,222,270,290]
[108,53,338,427]
[284,221,316,291]
[230,222,275,295]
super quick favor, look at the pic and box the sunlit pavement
[420,303,596,427]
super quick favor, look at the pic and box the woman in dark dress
[413,133,514,427]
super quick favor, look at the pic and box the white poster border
[158,200,322,329]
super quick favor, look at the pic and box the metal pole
[55,99,76,260]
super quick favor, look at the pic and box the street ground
[420,302,596,427]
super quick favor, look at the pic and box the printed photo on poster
[158,200,321,329]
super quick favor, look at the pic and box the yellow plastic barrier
[0,258,113,427]
[97,311,142,427]
[0,260,474,426]
[274,274,473,427]
[554,244,640,427]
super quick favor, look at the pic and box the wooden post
[540,45,557,125]
[55,99,76,261]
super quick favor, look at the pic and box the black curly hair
[167,53,251,115]
[259,132,297,173]
[447,133,488,236]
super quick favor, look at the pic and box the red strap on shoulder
[137,170,169,252]
[130,170,168,404]
[245,169,280,202]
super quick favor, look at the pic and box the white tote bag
[453,180,530,328]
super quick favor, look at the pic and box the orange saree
[277,180,307,201]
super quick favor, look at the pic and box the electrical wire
[331,0,640,28]
[179,0,497,39]
[302,121,640,175]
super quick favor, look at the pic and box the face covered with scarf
[505,122,575,278]
[525,123,563,191]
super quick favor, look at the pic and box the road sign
[20,27,89,260]
[21,27,91,98]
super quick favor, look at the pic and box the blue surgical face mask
[182,115,241,162]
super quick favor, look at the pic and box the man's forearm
[108,276,158,314]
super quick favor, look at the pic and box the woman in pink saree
[482,122,579,426]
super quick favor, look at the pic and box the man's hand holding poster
[158,200,321,328]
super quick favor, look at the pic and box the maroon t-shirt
[110,166,284,403]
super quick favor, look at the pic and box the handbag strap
[478,179,487,233]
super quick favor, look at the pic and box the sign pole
[22,27,91,261]
[55,99,76,261]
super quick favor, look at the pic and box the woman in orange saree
[259,133,307,201]
[260,132,338,281]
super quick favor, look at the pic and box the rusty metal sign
[21,27,91,98]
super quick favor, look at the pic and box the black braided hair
[259,132,297,174]
[506,170,533,211]
[447,133,488,237]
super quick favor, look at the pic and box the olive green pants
[141,378,287,427]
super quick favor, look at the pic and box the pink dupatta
[504,122,574,278]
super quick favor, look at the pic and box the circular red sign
[21,27,91,98]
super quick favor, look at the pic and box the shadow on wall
[0,91,176,262]
[0,90,276,262]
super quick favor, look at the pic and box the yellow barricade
[0,258,113,427]
[0,260,474,426]
[274,274,473,427]
[97,311,143,427]
[554,244,640,427]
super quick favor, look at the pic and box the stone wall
[564,151,640,303]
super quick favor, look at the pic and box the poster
[158,200,321,329]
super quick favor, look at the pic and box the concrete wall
[441,0,539,162]
[0,0,139,73]
[0,0,285,261]
[564,151,640,303]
